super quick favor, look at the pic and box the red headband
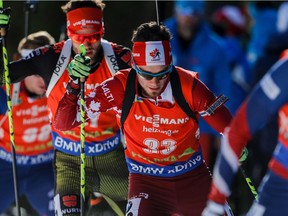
[132,41,172,66]
[67,7,103,35]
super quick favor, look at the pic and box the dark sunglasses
[70,32,102,44]
[134,64,173,80]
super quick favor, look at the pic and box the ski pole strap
[199,94,228,117]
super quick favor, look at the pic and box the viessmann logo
[73,19,100,27]
[15,105,48,117]
[134,114,189,128]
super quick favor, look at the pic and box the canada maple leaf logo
[149,48,161,60]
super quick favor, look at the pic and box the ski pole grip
[239,147,248,164]
[79,44,86,57]
[79,44,87,83]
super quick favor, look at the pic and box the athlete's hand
[202,201,225,216]
[0,7,11,29]
[67,44,91,81]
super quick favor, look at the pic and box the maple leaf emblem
[90,100,101,111]
[149,48,161,59]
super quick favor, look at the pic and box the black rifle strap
[170,66,198,123]
[120,67,198,131]
[120,68,136,130]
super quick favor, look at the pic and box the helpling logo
[149,48,161,61]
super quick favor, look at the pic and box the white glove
[202,200,225,216]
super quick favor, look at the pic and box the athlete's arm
[208,58,288,204]
[54,75,125,131]
[2,44,60,87]
[192,78,232,133]
[111,43,131,69]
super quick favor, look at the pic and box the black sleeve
[1,44,60,87]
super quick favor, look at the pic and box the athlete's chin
[148,91,161,98]
[35,90,45,96]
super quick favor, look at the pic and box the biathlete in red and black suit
[54,21,233,216]
[0,1,131,215]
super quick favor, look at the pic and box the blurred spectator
[163,0,233,167]
[246,1,279,68]
[277,1,288,33]
[247,8,288,190]
[0,31,55,216]
[211,5,251,111]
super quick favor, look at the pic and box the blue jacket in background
[223,36,251,111]
[247,2,278,68]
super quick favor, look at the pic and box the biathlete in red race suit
[0,31,55,216]
[202,51,288,216]
[55,21,232,216]
[0,1,131,215]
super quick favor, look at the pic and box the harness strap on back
[46,39,117,97]
[46,39,72,97]
[170,66,198,123]
[120,67,198,130]
[120,69,136,130]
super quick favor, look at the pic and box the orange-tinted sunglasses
[70,32,102,44]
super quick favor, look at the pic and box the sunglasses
[134,64,173,80]
[70,32,102,44]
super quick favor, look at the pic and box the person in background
[211,5,251,111]
[163,0,233,167]
[240,7,288,207]
[54,21,233,216]
[0,31,55,216]
[202,49,288,216]
[0,1,131,215]
[210,6,254,213]
[246,1,279,69]
[277,1,288,34]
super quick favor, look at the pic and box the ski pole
[155,0,159,25]
[239,147,259,201]
[0,2,21,216]
[79,44,87,216]
[24,0,38,37]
